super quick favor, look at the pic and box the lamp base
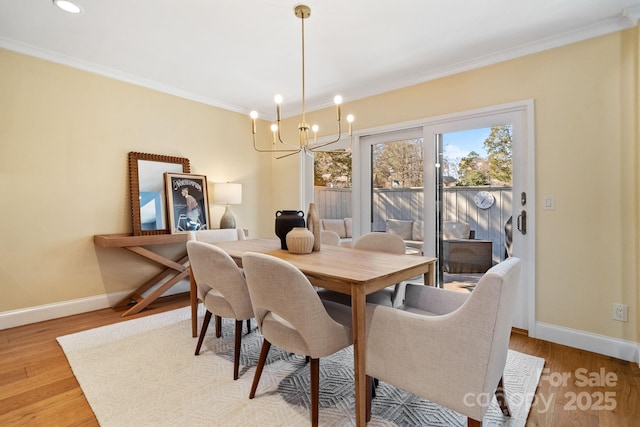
[220,205,236,229]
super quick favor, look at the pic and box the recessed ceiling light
[53,0,82,14]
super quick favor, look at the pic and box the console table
[94,233,189,317]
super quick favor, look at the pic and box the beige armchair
[242,252,352,427]
[365,257,521,426]
[187,241,254,380]
[187,229,246,336]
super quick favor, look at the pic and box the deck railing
[314,186,513,263]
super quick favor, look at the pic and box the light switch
[543,195,555,210]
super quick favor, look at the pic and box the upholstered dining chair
[318,232,407,307]
[320,230,341,246]
[364,257,522,426]
[186,241,254,380]
[242,252,352,427]
[187,228,245,336]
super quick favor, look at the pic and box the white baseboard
[535,321,639,364]
[0,282,190,330]
[3,291,638,367]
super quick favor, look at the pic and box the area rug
[57,307,544,426]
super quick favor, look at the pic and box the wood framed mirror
[129,152,191,235]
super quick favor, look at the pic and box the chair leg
[233,320,243,380]
[366,375,373,422]
[246,318,251,334]
[215,315,222,338]
[194,310,212,355]
[468,418,482,427]
[495,376,511,416]
[249,339,271,399]
[310,358,319,427]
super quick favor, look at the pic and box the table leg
[352,284,367,427]
[424,262,435,286]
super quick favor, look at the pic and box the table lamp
[213,182,242,229]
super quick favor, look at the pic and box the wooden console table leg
[93,234,192,318]
[121,269,189,317]
[114,267,178,308]
[114,249,189,316]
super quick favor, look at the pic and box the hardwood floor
[1,293,638,426]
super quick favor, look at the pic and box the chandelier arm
[253,133,301,154]
[275,119,304,150]
[274,149,302,159]
[307,120,344,150]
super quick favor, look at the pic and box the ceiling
[1,0,639,120]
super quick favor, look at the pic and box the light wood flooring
[1,293,638,426]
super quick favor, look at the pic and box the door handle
[517,210,527,235]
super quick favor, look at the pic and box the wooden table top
[213,238,435,292]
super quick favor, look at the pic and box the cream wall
[275,29,639,344]
[0,48,273,313]
[1,27,638,348]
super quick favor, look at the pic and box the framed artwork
[164,172,210,233]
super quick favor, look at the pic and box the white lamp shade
[213,182,242,205]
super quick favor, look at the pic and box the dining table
[208,238,436,426]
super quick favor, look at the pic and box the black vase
[275,210,305,250]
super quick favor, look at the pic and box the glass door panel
[370,138,424,237]
[439,125,513,290]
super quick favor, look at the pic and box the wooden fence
[314,186,513,263]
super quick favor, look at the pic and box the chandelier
[250,5,354,158]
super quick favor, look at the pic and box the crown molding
[0,37,247,114]
[2,8,638,119]
[339,10,640,112]
[623,4,640,23]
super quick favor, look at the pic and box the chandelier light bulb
[274,94,283,104]
[347,114,354,123]
[311,124,319,132]
[250,111,258,119]
[271,124,278,132]
[333,95,343,105]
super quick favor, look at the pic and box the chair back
[353,232,405,254]
[467,257,521,388]
[320,230,341,246]
[242,252,352,358]
[186,241,252,320]
[187,228,245,244]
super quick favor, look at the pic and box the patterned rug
[57,306,544,426]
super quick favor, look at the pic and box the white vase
[286,227,315,254]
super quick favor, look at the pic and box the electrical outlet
[612,303,628,322]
